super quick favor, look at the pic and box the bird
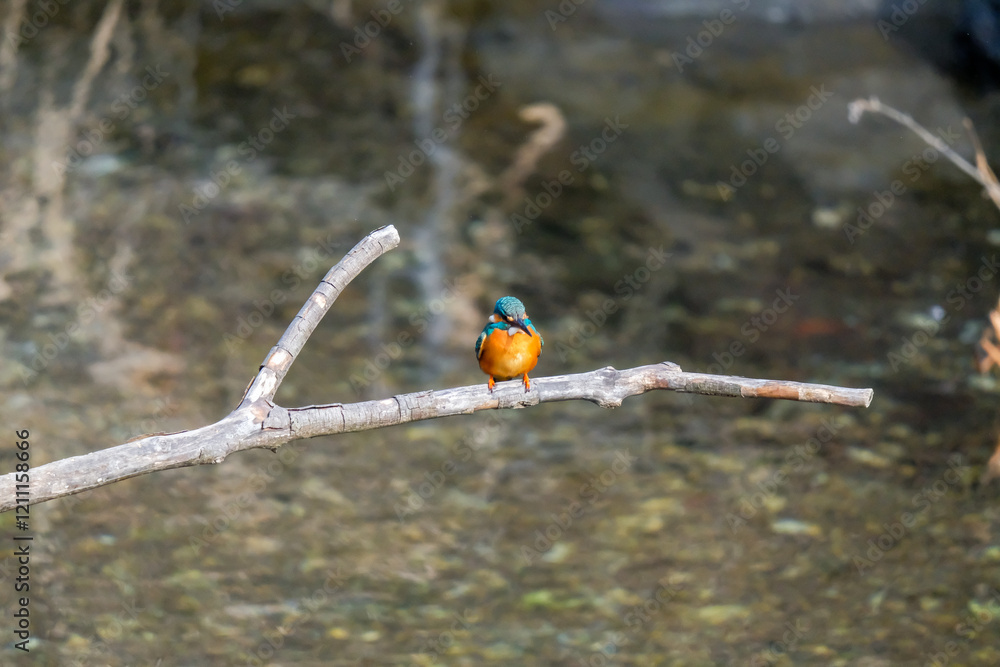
[475,296,543,392]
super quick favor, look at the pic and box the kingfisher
[475,296,543,392]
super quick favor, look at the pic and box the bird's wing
[475,328,487,358]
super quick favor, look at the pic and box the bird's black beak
[516,316,532,336]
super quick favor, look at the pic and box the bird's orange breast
[477,327,541,381]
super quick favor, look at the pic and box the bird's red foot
[487,376,496,392]
[522,374,531,392]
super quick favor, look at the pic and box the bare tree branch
[848,96,1000,204]
[239,224,401,408]
[851,98,1000,483]
[3,225,874,513]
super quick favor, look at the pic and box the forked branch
[1,225,873,512]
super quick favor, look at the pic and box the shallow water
[2,1,1000,665]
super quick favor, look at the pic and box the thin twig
[0,226,874,512]
[852,97,1000,484]
[239,225,401,408]
[964,117,1000,211]
[847,96,1000,204]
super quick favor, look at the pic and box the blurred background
[2,0,1000,664]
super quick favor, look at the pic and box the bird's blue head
[494,296,526,320]
[493,296,532,337]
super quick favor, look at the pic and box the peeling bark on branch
[1,225,874,513]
